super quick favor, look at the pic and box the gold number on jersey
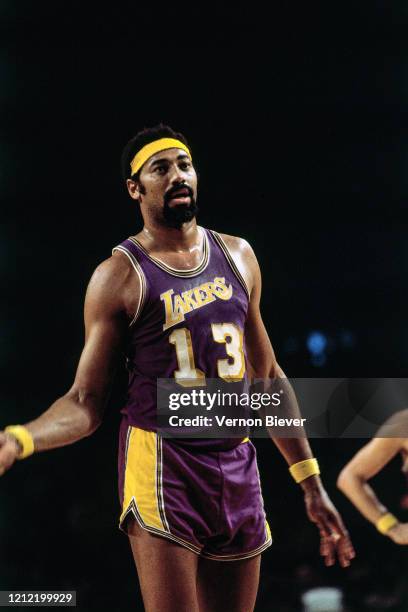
[169,324,245,386]
[168,328,206,387]
[211,323,245,382]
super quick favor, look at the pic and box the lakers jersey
[113,227,250,448]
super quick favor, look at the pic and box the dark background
[1,1,408,610]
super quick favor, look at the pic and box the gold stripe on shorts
[120,427,166,531]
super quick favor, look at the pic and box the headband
[130,138,192,177]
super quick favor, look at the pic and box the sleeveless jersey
[113,227,250,450]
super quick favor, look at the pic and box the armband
[376,512,398,535]
[289,458,320,483]
[5,425,34,459]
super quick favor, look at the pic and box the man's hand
[387,523,408,545]
[304,487,356,567]
[0,432,20,476]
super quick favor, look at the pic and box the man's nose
[169,164,186,184]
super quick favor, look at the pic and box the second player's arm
[0,253,137,472]
[337,432,408,544]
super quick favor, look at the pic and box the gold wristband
[376,512,398,535]
[5,425,35,459]
[289,458,320,483]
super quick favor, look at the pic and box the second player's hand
[303,487,356,567]
[387,523,408,545]
[0,432,20,476]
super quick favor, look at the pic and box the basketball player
[0,125,355,612]
[337,409,408,544]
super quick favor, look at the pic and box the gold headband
[130,138,192,176]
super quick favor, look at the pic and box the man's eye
[180,162,191,170]
[155,166,167,174]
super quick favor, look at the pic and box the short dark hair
[121,124,190,182]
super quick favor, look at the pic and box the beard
[162,187,199,228]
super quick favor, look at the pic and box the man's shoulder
[210,229,254,256]
[88,251,137,296]
[97,250,134,278]
[208,229,259,292]
[85,252,140,318]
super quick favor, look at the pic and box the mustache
[164,184,194,203]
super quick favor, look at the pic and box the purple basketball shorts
[118,422,272,560]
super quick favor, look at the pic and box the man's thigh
[128,517,200,612]
[197,554,261,612]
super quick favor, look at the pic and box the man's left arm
[242,240,355,568]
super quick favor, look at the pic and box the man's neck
[141,220,201,253]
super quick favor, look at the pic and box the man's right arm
[0,252,138,475]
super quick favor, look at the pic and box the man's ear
[127,178,141,201]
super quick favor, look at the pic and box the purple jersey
[113,227,250,450]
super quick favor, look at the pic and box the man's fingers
[339,535,356,559]
[329,529,356,567]
[317,517,356,568]
[326,516,356,564]
[320,532,355,568]
[320,534,335,566]
[337,538,355,567]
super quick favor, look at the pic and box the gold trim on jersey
[209,230,250,298]
[128,226,210,278]
[112,245,148,326]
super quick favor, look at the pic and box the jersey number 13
[168,323,245,386]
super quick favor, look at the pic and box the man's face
[128,148,198,227]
